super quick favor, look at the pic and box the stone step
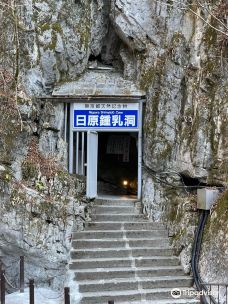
[74,266,185,280]
[69,256,180,270]
[85,222,164,230]
[72,238,169,249]
[71,247,174,259]
[114,300,200,304]
[94,199,137,206]
[93,206,139,214]
[79,287,198,304]
[70,198,195,304]
[72,229,168,239]
[87,299,200,304]
[91,214,146,221]
[78,276,193,292]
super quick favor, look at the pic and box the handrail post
[64,287,70,304]
[226,285,227,304]
[29,279,34,304]
[1,270,5,304]
[20,256,24,293]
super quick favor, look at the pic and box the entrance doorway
[98,132,138,198]
[68,100,143,200]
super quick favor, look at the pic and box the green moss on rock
[159,142,173,160]
[208,191,228,235]
[48,31,58,50]
[75,0,92,50]
[0,167,13,183]
[22,160,39,180]
[203,25,217,49]
[139,66,156,91]
[40,23,51,32]
[52,22,63,34]
[171,31,185,46]
[0,101,21,163]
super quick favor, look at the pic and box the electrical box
[197,188,219,210]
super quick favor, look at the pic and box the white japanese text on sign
[73,103,139,130]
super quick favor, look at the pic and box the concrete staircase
[69,198,199,304]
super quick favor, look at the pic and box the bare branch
[153,0,228,38]
[196,0,228,31]
[188,6,228,37]
[0,0,23,130]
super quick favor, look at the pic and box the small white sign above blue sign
[73,103,139,130]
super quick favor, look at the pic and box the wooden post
[64,287,70,304]
[20,256,24,293]
[29,279,34,304]
[1,270,5,304]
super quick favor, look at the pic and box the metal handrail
[0,256,24,293]
[3,273,19,291]
[200,282,228,304]
[0,257,70,303]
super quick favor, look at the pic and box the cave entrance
[97,132,138,198]
[67,100,143,200]
[52,68,146,200]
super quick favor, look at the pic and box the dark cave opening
[97,132,138,197]
[180,174,206,189]
[180,173,224,191]
[88,54,103,63]
[89,3,124,71]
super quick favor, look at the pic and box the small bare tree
[0,0,24,130]
[153,0,228,39]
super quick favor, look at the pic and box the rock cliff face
[199,190,228,285]
[0,97,90,289]
[0,0,107,290]
[110,0,228,285]
[0,0,227,292]
[0,0,111,96]
[111,0,227,185]
[0,166,88,290]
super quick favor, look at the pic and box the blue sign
[74,110,138,129]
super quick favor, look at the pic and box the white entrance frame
[69,104,74,174]
[68,100,144,200]
[138,100,143,200]
[86,131,98,198]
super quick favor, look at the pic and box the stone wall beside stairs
[142,173,199,274]
[0,97,92,291]
[109,0,228,290]
[142,172,228,293]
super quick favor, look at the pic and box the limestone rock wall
[110,0,228,285]
[142,171,199,274]
[0,0,227,292]
[200,191,228,285]
[0,0,109,291]
[111,0,227,185]
[0,168,89,290]
[0,0,110,96]
[0,97,91,290]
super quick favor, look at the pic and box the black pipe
[191,209,210,304]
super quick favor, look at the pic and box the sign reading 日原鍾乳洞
[73,103,139,130]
